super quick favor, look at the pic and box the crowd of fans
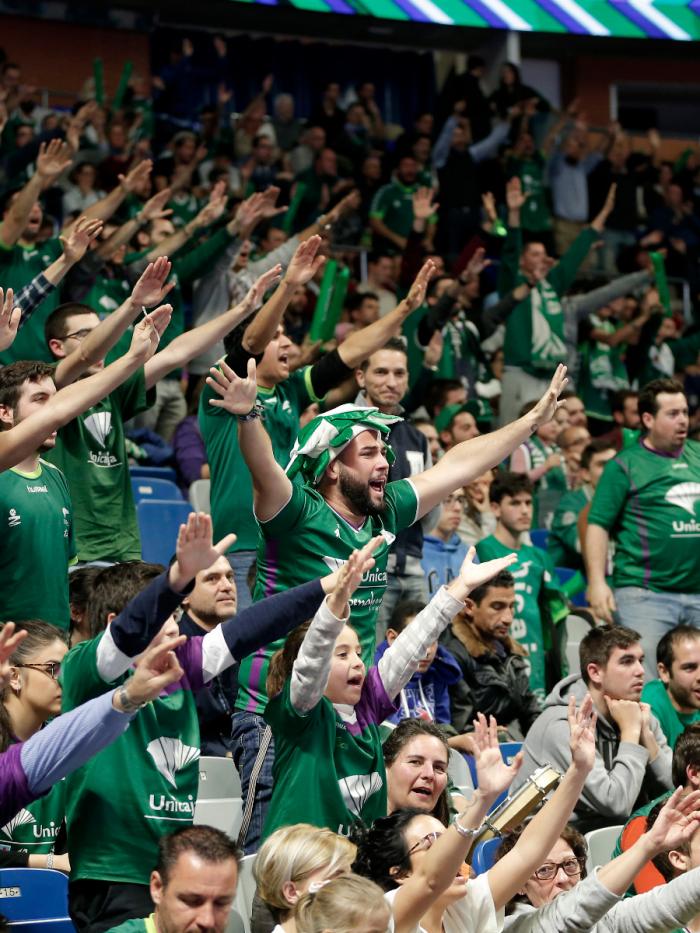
[2,28,700,933]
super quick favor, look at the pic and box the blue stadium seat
[131,477,183,504]
[529,528,549,551]
[137,499,193,565]
[464,742,523,811]
[555,566,588,608]
[0,868,75,930]
[471,838,501,875]
[130,465,178,484]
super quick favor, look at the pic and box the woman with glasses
[497,788,700,932]
[0,620,70,871]
[352,695,599,933]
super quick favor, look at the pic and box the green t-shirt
[236,478,419,715]
[507,154,551,232]
[46,369,152,562]
[578,314,629,422]
[369,181,435,241]
[0,237,62,365]
[263,673,393,839]
[588,439,700,593]
[200,366,320,554]
[0,780,66,855]
[61,634,201,885]
[548,486,591,571]
[105,915,154,933]
[0,459,76,629]
[476,534,560,700]
[641,679,700,748]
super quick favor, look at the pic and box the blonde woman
[295,874,390,933]
[255,824,356,933]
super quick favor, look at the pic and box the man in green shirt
[586,378,700,678]
[369,155,436,254]
[548,438,616,570]
[476,471,567,699]
[105,826,239,933]
[643,625,700,749]
[497,177,615,425]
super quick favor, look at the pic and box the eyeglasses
[533,858,583,881]
[62,328,94,341]
[407,831,443,855]
[15,661,62,681]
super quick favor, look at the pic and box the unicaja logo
[665,482,700,516]
[146,737,200,788]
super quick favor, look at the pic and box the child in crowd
[421,492,469,593]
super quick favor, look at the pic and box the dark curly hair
[351,807,425,891]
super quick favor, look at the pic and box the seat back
[131,477,183,504]
[448,748,473,796]
[137,499,193,565]
[189,479,211,514]
[529,528,549,551]
[230,854,257,933]
[564,613,594,677]
[0,868,74,930]
[130,465,178,483]
[471,837,501,875]
[585,825,624,873]
[198,757,242,799]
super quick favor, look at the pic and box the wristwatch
[115,683,150,713]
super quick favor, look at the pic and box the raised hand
[591,183,617,232]
[118,159,153,194]
[207,357,258,415]
[130,256,175,308]
[116,632,186,710]
[129,304,172,362]
[423,329,443,369]
[140,187,174,222]
[285,235,326,286]
[59,216,103,264]
[327,536,382,617]
[404,259,437,312]
[644,787,700,854]
[0,288,21,352]
[568,693,597,773]
[326,189,361,224]
[481,191,497,223]
[506,176,528,213]
[453,546,517,596]
[170,512,237,589]
[237,264,283,318]
[0,622,28,690]
[36,139,73,182]
[194,180,228,229]
[528,364,568,429]
[464,246,492,280]
[472,713,523,801]
[412,187,439,222]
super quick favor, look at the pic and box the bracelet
[46,852,55,870]
[116,682,150,713]
[237,401,265,423]
[453,815,482,840]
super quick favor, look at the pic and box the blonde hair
[295,874,389,933]
[254,824,356,917]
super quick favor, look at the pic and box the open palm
[472,713,523,799]
[458,547,517,593]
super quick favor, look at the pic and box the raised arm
[143,181,228,263]
[53,257,175,388]
[62,160,153,237]
[144,265,283,388]
[96,187,173,261]
[206,357,293,520]
[412,365,568,517]
[486,695,597,910]
[0,306,170,473]
[0,140,73,248]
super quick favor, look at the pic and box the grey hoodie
[512,674,672,830]
[506,864,700,933]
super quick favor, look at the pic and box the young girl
[0,620,70,871]
[255,824,356,933]
[294,874,390,933]
[262,537,517,840]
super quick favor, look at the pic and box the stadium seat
[0,868,75,931]
[198,756,242,799]
[230,854,257,933]
[448,748,474,798]
[137,499,193,565]
[130,465,178,483]
[529,528,549,551]
[471,837,501,875]
[564,613,594,677]
[131,477,183,504]
[585,825,624,873]
[225,910,246,933]
[555,567,588,609]
[189,478,211,513]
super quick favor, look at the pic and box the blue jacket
[374,638,462,726]
[421,533,469,596]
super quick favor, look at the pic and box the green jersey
[476,534,563,700]
[0,780,66,855]
[46,370,152,562]
[578,314,629,422]
[369,180,436,242]
[548,486,591,570]
[0,237,62,365]
[641,679,700,748]
[507,154,551,232]
[237,478,419,714]
[61,634,201,885]
[105,917,154,933]
[263,672,393,839]
[588,439,700,592]
[0,460,76,630]
[200,366,321,554]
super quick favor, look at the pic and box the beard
[338,466,386,518]
[668,678,700,712]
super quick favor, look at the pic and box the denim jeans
[231,711,275,854]
[227,549,256,611]
[614,586,700,679]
